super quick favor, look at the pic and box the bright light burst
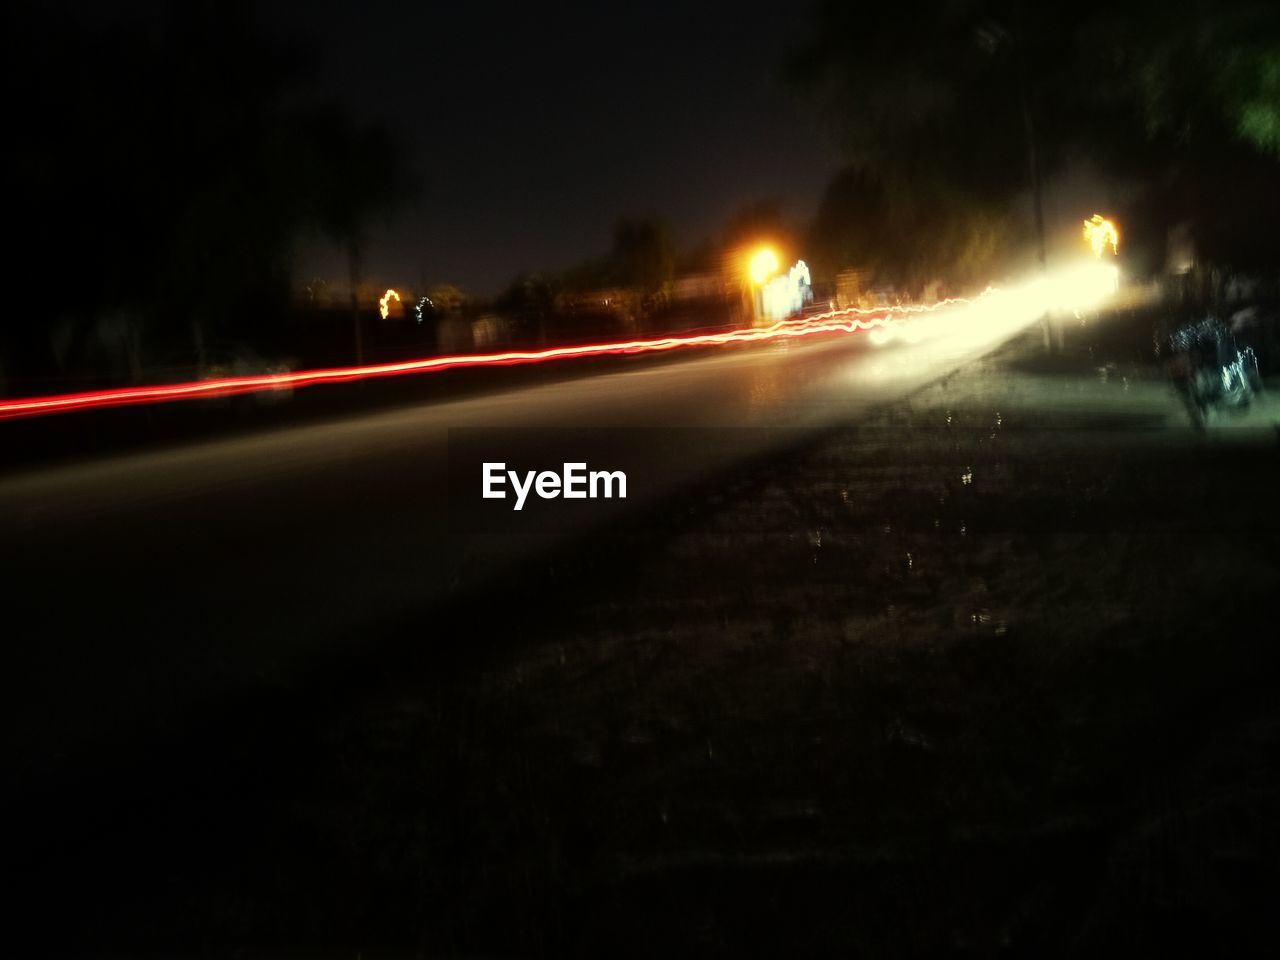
[749,248,780,285]
[1082,214,1119,258]
[761,260,813,322]
[379,288,401,320]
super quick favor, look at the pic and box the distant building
[563,288,635,312]
[471,314,513,350]
[835,268,864,309]
[671,273,725,301]
[437,316,473,354]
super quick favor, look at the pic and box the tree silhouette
[610,219,675,295]
[298,110,415,364]
[792,0,1280,281]
[4,1,414,387]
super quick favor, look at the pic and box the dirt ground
[20,306,1280,957]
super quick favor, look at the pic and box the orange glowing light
[1082,214,1119,257]
[749,248,780,285]
[379,289,401,320]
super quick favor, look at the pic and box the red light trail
[0,293,987,422]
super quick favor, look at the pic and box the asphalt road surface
[3,306,1035,787]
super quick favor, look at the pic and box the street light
[749,247,780,285]
[1082,215,1119,258]
[379,288,401,320]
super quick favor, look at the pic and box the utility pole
[1020,89,1047,273]
[1020,84,1060,351]
[1007,14,1059,353]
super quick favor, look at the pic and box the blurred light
[760,260,812,321]
[1034,261,1120,313]
[379,289,401,320]
[1082,214,1119,258]
[749,247,780,285]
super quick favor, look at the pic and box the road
[3,302,1037,785]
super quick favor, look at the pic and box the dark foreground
[14,310,1280,957]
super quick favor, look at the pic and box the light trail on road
[0,256,1122,424]
[0,291,996,422]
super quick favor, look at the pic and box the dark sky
[257,1,838,294]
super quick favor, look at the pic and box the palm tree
[303,112,415,364]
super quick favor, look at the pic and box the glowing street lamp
[749,247,780,285]
[379,288,401,320]
[1082,214,1119,258]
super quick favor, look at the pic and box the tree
[298,110,415,364]
[1083,1,1280,158]
[1083,1,1280,270]
[792,0,1280,281]
[3,1,414,386]
[790,1,1093,286]
[498,272,559,342]
[610,219,675,296]
[809,168,1008,294]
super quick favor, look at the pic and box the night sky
[258,1,837,295]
